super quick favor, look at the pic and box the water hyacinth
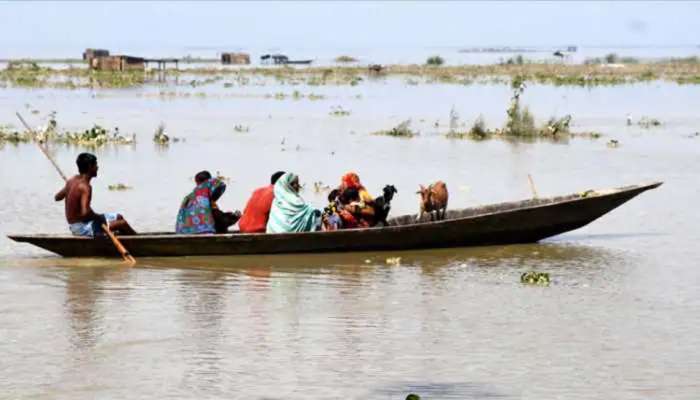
[0,120,135,146]
[108,183,132,191]
[372,119,417,138]
[520,271,550,286]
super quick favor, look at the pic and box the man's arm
[54,184,68,201]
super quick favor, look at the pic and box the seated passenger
[266,172,322,233]
[176,171,240,234]
[337,188,370,229]
[238,171,285,233]
[336,172,375,225]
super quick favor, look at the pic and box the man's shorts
[69,213,119,237]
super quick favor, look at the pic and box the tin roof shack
[91,55,145,71]
[221,52,251,65]
[83,48,110,63]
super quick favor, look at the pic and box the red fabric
[238,185,275,233]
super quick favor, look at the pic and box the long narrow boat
[8,182,661,258]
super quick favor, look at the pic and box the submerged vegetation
[108,183,132,191]
[446,76,600,142]
[426,56,445,66]
[152,123,181,144]
[0,114,135,146]
[334,55,358,63]
[637,116,662,128]
[521,271,551,286]
[329,106,351,117]
[372,119,417,138]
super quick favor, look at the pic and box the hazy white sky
[1,1,698,51]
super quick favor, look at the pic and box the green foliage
[426,55,444,66]
[638,116,662,128]
[521,271,550,286]
[153,123,170,144]
[372,119,416,138]
[108,183,132,191]
[502,54,525,65]
[334,55,358,63]
[468,115,489,139]
[329,106,351,117]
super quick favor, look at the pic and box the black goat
[373,185,398,227]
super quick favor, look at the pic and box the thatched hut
[221,52,251,65]
[83,48,110,63]
[90,55,145,71]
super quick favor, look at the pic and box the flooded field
[1,74,699,399]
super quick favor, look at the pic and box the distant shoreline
[2,58,700,88]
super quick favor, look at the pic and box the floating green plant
[521,271,550,286]
[329,106,351,117]
[334,55,358,63]
[372,120,417,138]
[426,55,444,66]
[108,183,132,191]
[153,123,170,144]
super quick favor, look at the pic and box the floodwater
[1,76,699,399]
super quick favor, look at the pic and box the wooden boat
[8,182,661,258]
[285,59,313,65]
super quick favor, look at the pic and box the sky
[0,1,698,55]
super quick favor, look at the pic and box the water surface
[1,78,698,399]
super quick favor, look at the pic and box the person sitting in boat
[266,172,322,233]
[176,171,240,234]
[334,172,375,226]
[337,187,371,229]
[238,171,285,233]
[54,152,137,237]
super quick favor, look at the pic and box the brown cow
[417,181,448,221]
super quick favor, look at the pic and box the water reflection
[61,266,130,351]
[174,269,229,392]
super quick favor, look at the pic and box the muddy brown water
[1,79,699,399]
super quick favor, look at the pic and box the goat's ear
[419,184,425,191]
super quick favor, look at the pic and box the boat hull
[8,183,662,258]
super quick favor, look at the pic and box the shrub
[426,56,444,66]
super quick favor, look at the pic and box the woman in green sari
[266,172,321,233]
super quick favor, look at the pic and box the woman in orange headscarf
[339,172,373,204]
[336,172,375,226]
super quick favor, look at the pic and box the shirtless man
[54,153,136,237]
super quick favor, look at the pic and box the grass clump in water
[372,119,417,138]
[153,123,170,144]
[501,54,526,65]
[329,106,351,117]
[504,76,537,136]
[1,113,135,146]
[637,116,662,128]
[426,56,444,66]
[334,55,358,63]
[108,183,132,191]
[521,271,550,286]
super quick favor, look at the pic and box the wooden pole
[528,174,539,199]
[16,112,136,265]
